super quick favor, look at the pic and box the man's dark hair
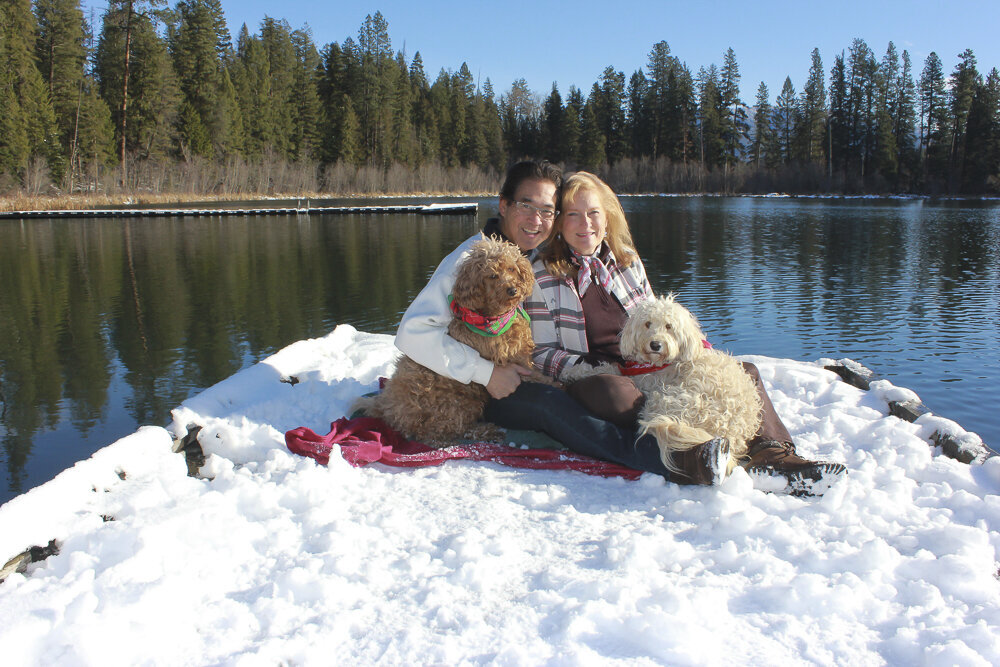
[499,160,563,201]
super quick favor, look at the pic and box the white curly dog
[567,293,763,476]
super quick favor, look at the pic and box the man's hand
[485,364,533,399]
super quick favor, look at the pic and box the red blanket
[286,416,642,480]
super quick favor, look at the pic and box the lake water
[1,196,998,504]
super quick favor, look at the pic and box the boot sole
[748,462,847,497]
[707,438,732,486]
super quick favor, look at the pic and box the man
[396,160,563,401]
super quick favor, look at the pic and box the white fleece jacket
[394,233,497,387]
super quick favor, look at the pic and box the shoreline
[4,191,1000,214]
[0,191,494,214]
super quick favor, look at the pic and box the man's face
[497,178,558,251]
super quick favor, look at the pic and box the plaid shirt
[526,251,653,379]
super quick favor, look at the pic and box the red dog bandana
[618,340,712,375]
[449,296,529,337]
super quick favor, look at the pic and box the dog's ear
[452,245,486,307]
[675,303,705,359]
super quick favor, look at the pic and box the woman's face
[560,188,607,256]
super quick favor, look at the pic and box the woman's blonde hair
[540,171,639,278]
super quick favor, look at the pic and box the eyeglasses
[510,200,558,221]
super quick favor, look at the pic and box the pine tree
[594,66,626,162]
[407,52,440,164]
[626,70,651,158]
[177,99,211,157]
[290,27,323,161]
[828,52,849,176]
[479,78,505,171]
[772,77,797,165]
[386,51,417,167]
[356,11,392,164]
[430,69,457,165]
[961,68,1000,193]
[645,41,672,158]
[542,83,564,163]
[873,43,901,185]
[455,63,484,166]
[338,96,361,165]
[665,62,697,164]
[168,0,233,159]
[0,80,31,178]
[696,65,724,169]
[0,0,60,178]
[893,50,918,188]
[918,52,948,185]
[719,48,748,169]
[216,67,245,157]
[846,38,877,178]
[98,1,180,168]
[796,48,827,164]
[579,100,606,170]
[259,17,297,159]
[872,103,897,186]
[562,86,583,165]
[317,40,347,163]
[75,80,115,178]
[499,78,539,160]
[947,49,980,192]
[230,25,271,157]
[409,51,427,89]
[749,81,772,167]
[97,0,169,183]
[34,0,88,164]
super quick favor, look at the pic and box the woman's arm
[525,264,588,380]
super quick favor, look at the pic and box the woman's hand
[485,364,534,399]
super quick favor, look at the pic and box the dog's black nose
[507,287,517,297]
[649,341,661,352]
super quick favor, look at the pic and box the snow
[1,325,998,665]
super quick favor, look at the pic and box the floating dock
[0,201,477,219]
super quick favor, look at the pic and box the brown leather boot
[745,439,816,470]
[670,437,732,486]
[744,439,847,497]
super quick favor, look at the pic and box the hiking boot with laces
[671,437,732,486]
[744,439,847,497]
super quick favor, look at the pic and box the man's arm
[394,235,496,387]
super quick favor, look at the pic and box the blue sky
[82,0,999,103]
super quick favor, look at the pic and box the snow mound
[1,326,998,664]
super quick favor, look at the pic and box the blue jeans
[483,382,671,478]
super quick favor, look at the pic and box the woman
[522,172,845,487]
[527,171,652,427]
[395,160,727,485]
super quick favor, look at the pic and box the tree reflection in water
[2,197,998,503]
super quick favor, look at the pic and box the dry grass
[0,189,494,213]
[1,156,501,212]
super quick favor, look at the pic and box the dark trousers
[483,382,671,478]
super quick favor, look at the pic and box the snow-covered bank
[1,325,999,665]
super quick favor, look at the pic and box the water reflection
[1,198,998,504]
[626,197,1000,439]
[0,212,480,502]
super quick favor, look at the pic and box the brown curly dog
[358,236,549,446]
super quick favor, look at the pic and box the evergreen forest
[2,0,999,197]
